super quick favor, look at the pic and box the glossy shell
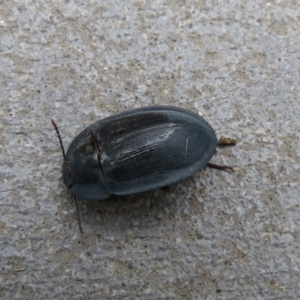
[64,106,217,200]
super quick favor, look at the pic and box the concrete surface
[1,1,300,299]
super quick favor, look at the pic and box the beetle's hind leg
[208,136,236,172]
[207,163,233,173]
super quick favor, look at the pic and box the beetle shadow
[76,186,184,233]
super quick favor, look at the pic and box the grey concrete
[1,1,300,299]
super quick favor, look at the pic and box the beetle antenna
[74,196,84,234]
[51,119,67,161]
[207,163,234,173]
[51,120,81,234]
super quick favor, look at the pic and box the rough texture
[1,1,300,299]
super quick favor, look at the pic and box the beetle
[51,106,233,232]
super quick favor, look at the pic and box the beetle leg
[207,163,234,173]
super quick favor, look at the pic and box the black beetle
[52,106,233,231]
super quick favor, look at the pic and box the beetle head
[62,129,111,200]
[52,120,111,200]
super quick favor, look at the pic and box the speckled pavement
[1,1,300,299]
